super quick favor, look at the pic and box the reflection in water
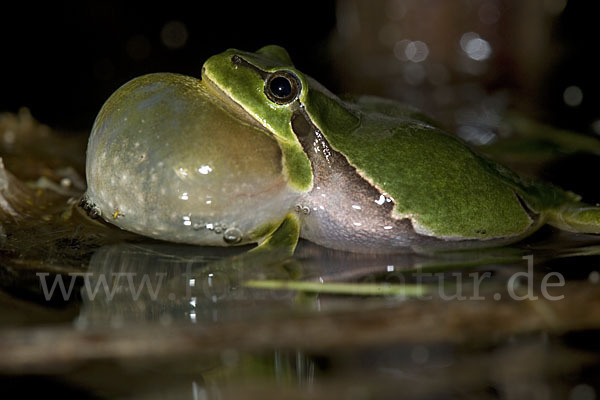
[76,240,432,327]
[76,239,531,327]
[77,241,326,397]
[55,238,599,398]
[77,242,300,326]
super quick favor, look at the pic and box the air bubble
[294,204,311,215]
[213,223,225,234]
[223,227,242,244]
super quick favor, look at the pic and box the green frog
[83,45,600,254]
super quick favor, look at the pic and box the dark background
[0,1,599,133]
[0,1,337,130]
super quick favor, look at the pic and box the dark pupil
[270,76,292,98]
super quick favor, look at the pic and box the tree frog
[84,45,600,254]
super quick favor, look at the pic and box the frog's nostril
[229,55,269,79]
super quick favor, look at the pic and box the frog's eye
[265,71,301,105]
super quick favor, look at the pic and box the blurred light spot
[160,20,188,49]
[404,40,429,63]
[569,384,595,400]
[478,2,501,25]
[411,345,429,364]
[336,1,361,39]
[589,271,600,283]
[563,85,583,107]
[386,0,407,21]
[592,120,600,135]
[126,34,151,60]
[460,32,492,61]
[393,39,411,60]
[403,63,425,85]
[456,101,503,129]
[544,0,568,15]
[457,125,496,145]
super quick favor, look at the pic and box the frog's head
[202,45,308,144]
[201,45,313,191]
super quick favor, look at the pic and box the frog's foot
[547,202,600,234]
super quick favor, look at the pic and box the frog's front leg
[250,213,301,256]
[198,214,303,286]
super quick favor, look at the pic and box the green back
[305,91,571,239]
